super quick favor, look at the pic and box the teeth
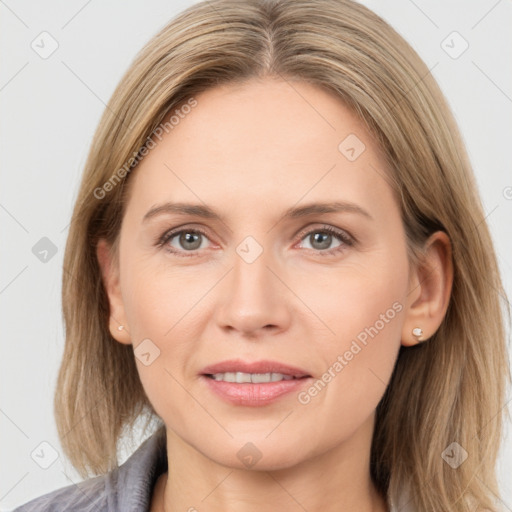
[210,372,295,383]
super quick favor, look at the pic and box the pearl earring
[412,327,424,341]
[117,325,124,331]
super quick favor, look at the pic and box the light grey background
[1,0,511,510]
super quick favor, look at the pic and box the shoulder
[13,426,168,512]
[12,474,108,512]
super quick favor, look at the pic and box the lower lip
[200,375,311,406]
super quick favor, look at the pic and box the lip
[199,359,313,407]
[200,359,312,378]
[201,376,312,406]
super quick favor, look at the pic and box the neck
[151,413,388,512]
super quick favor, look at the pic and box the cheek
[297,252,407,425]
[121,253,203,339]
[119,255,214,394]
[294,248,407,346]
[120,260,204,419]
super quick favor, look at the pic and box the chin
[201,438,310,472]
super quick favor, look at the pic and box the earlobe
[96,238,132,345]
[401,231,453,347]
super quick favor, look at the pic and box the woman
[15,0,509,510]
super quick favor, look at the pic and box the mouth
[199,359,313,406]
[203,372,310,383]
[200,359,312,380]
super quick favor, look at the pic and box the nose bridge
[215,233,290,334]
[233,236,271,299]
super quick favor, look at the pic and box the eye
[156,224,354,258]
[296,225,353,256]
[157,228,211,257]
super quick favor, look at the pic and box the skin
[97,78,453,512]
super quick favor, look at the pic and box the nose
[214,242,292,338]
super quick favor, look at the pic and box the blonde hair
[55,0,510,509]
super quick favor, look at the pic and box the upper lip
[200,359,312,378]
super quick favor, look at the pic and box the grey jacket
[13,426,414,511]
[13,427,168,511]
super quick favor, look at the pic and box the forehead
[125,78,397,221]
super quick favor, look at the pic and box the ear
[96,238,132,345]
[401,231,453,347]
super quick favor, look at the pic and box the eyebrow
[142,200,373,224]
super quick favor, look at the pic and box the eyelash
[155,224,355,258]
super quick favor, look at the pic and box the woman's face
[106,78,416,470]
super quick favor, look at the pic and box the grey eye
[170,231,205,251]
[301,231,342,251]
